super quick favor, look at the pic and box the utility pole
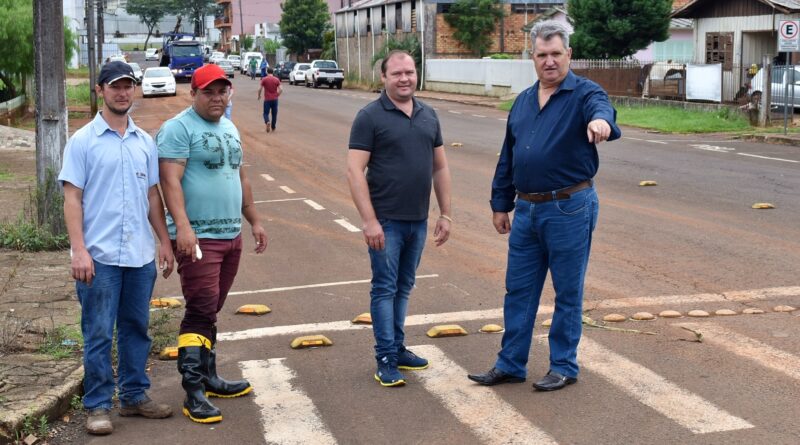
[87,0,98,115]
[33,0,67,234]
[97,0,104,66]
[238,0,245,52]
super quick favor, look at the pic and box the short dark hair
[381,50,413,74]
[267,67,274,74]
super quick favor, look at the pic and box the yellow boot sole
[182,407,222,424]
[206,385,253,398]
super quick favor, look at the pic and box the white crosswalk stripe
[240,359,337,445]
[675,322,800,381]
[414,345,559,445]
[535,335,754,434]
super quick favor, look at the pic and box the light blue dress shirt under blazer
[58,112,160,267]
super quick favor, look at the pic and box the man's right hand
[362,219,385,251]
[176,228,199,262]
[71,247,95,285]
[493,212,511,234]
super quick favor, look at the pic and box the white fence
[424,59,537,97]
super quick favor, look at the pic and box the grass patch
[38,324,83,359]
[66,83,100,108]
[149,308,180,354]
[497,102,753,133]
[616,106,751,133]
[0,180,69,252]
[66,66,89,78]
[498,99,513,112]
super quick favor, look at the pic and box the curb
[738,133,800,147]
[0,365,83,441]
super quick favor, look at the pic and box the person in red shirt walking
[257,67,282,133]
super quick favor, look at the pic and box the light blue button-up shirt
[59,112,160,267]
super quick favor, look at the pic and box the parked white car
[127,62,143,84]
[227,54,241,69]
[289,63,311,85]
[305,59,344,89]
[145,48,159,61]
[141,67,176,97]
[209,51,225,64]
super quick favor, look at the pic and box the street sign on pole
[778,20,800,52]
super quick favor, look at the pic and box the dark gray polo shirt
[349,92,443,221]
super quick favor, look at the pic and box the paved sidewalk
[0,124,81,442]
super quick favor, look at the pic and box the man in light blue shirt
[59,61,175,435]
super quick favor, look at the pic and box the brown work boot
[119,396,173,419]
[86,408,113,435]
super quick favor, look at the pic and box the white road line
[448,110,462,114]
[675,322,800,381]
[334,218,361,232]
[218,286,799,341]
[414,345,559,445]
[555,336,754,434]
[498,118,507,122]
[261,174,275,182]
[240,359,337,445]
[737,152,799,163]
[471,114,486,118]
[279,185,296,194]
[254,198,307,204]
[304,199,325,210]
[622,137,667,144]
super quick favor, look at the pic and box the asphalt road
[58,63,800,444]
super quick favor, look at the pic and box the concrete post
[33,0,67,234]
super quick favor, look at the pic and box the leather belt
[517,180,593,204]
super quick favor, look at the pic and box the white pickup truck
[305,60,344,89]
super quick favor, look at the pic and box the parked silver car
[748,65,800,108]
[215,59,235,78]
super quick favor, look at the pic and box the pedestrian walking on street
[260,58,268,78]
[467,20,621,391]
[257,67,282,133]
[249,56,258,80]
[59,61,175,436]
[156,64,268,424]
[347,50,452,387]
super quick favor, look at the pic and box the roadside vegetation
[66,83,100,108]
[497,101,752,133]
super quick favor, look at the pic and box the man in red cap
[156,64,268,424]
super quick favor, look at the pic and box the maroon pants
[173,235,242,340]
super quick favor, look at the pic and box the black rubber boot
[178,346,222,423]
[206,327,252,398]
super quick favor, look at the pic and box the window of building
[705,32,733,70]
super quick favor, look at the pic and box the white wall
[424,59,537,96]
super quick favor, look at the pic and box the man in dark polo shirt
[468,20,621,391]
[347,50,452,387]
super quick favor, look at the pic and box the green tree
[125,0,172,48]
[445,0,504,57]
[241,35,254,51]
[320,30,335,60]
[279,0,331,56]
[171,0,216,37]
[568,0,672,59]
[262,38,281,55]
[0,1,77,94]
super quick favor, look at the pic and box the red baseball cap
[191,64,232,89]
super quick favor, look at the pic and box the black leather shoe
[467,367,525,386]
[532,371,577,391]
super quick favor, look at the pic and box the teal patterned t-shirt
[156,107,243,239]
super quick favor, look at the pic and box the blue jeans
[368,219,427,360]
[76,260,157,410]
[495,187,598,379]
[263,100,278,129]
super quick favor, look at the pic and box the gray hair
[530,20,570,51]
